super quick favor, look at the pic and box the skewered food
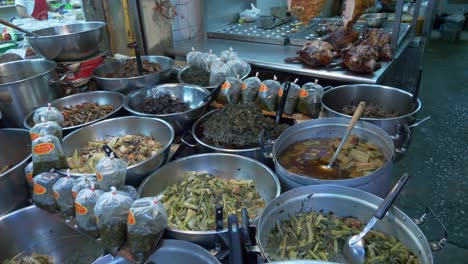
[265,211,419,263]
[289,0,327,26]
[134,95,190,114]
[342,103,399,118]
[285,40,338,67]
[60,103,115,127]
[279,135,386,180]
[161,171,265,231]
[67,135,163,174]
[0,164,11,174]
[103,59,161,78]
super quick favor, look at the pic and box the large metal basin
[23,91,125,135]
[24,22,106,62]
[321,84,425,155]
[124,83,210,134]
[0,59,57,128]
[0,206,104,263]
[93,56,174,94]
[139,153,281,249]
[272,117,394,198]
[62,116,175,186]
[0,129,31,216]
[256,185,433,263]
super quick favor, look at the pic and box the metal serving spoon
[343,173,409,264]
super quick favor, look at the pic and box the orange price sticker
[30,133,40,141]
[72,191,77,199]
[259,84,268,93]
[221,82,231,90]
[128,211,136,225]
[33,143,55,155]
[278,89,284,97]
[75,202,88,215]
[96,172,103,182]
[33,183,46,195]
[26,173,33,183]
[241,83,247,90]
[299,89,309,97]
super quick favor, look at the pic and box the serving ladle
[0,19,41,37]
[343,173,409,264]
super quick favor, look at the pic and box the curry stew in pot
[278,135,386,180]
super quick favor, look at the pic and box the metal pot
[256,185,435,263]
[24,22,106,62]
[321,84,430,155]
[61,116,175,186]
[271,117,394,198]
[138,153,281,249]
[177,64,251,91]
[0,206,105,262]
[0,129,31,216]
[93,56,175,94]
[23,91,125,135]
[124,83,211,134]
[0,59,57,128]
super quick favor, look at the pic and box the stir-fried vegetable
[265,211,419,264]
[60,102,115,127]
[67,135,163,174]
[161,171,265,231]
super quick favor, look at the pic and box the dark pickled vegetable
[60,103,115,127]
[180,66,210,86]
[216,76,242,105]
[103,59,161,78]
[342,103,400,118]
[134,94,190,114]
[256,77,281,112]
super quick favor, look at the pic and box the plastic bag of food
[186,47,208,71]
[226,58,249,77]
[32,135,67,176]
[94,187,134,252]
[121,185,138,201]
[72,175,99,199]
[127,196,168,262]
[30,118,62,142]
[33,103,64,127]
[204,49,219,71]
[24,161,34,192]
[239,3,261,22]
[75,183,103,236]
[32,170,60,213]
[220,47,238,63]
[240,72,261,104]
[277,79,301,116]
[95,153,126,191]
[216,76,242,105]
[52,169,76,218]
[209,60,234,86]
[256,75,281,112]
[296,79,324,118]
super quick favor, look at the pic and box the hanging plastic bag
[30,118,63,142]
[240,72,261,104]
[95,153,126,191]
[72,175,99,199]
[33,103,64,127]
[216,76,242,105]
[52,169,76,218]
[24,161,34,192]
[32,170,60,213]
[32,135,67,176]
[239,3,261,22]
[94,187,134,252]
[256,75,281,112]
[127,196,168,262]
[209,60,234,86]
[220,47,238,63]
[296,79,324,118]
[186,47,208,71]
[75,183,103,236]
[226,58,249,77]
[277,79,301,116]
[121,185,138,201]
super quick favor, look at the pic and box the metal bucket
[321,84,429,155]
[271,117,394,198]
[256,185,434,263]
[0,59,57,128]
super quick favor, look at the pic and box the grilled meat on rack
[323,26,360,51]
[342,44,381,73]
[285,40,337,67]
[360,28,393,60]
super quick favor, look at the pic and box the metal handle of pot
[258,129,274,159]
[412,206,448,251]
[180,130,198,148]
[228,214,243,264]
[408,116,431,129]
[394,123,412,155]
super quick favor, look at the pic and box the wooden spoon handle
[347,101,366,132]
[0,19,35,36]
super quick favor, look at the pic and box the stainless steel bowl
[0,129,31,216]
[23,91,125,135]
[93,56,175,94]
[363,13,389,27]
[139,153,281,249]
[124,83,211,134]
[24,22,106,62]
[61,116,175,186]
[177,64,251,90]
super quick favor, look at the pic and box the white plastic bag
[240,3,261,22]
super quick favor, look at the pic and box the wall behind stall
[171,0,203,42]
[0,6,17,21]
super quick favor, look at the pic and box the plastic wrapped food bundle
[220,47,238,63]
[127,196,168,262]
[209,60,234,86]
[75,183,103,236]
[226,58,249,77]
[72,175,99,199]
[24,161,34,192]
[121,185,138,201]
[186,47,208,71]
[277,79,301,116]
[216,76,242,105]
[30,118,63,142]
[241,72,261,104]
[256,76,281,112]
[32,135,67,176]
[204,49,218,70]
[32,171,60,213]
[95,153,126,191]
[33,103,65,127]
[94,187,134,252]
[52,169,76,218]
[296,79,324,118]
